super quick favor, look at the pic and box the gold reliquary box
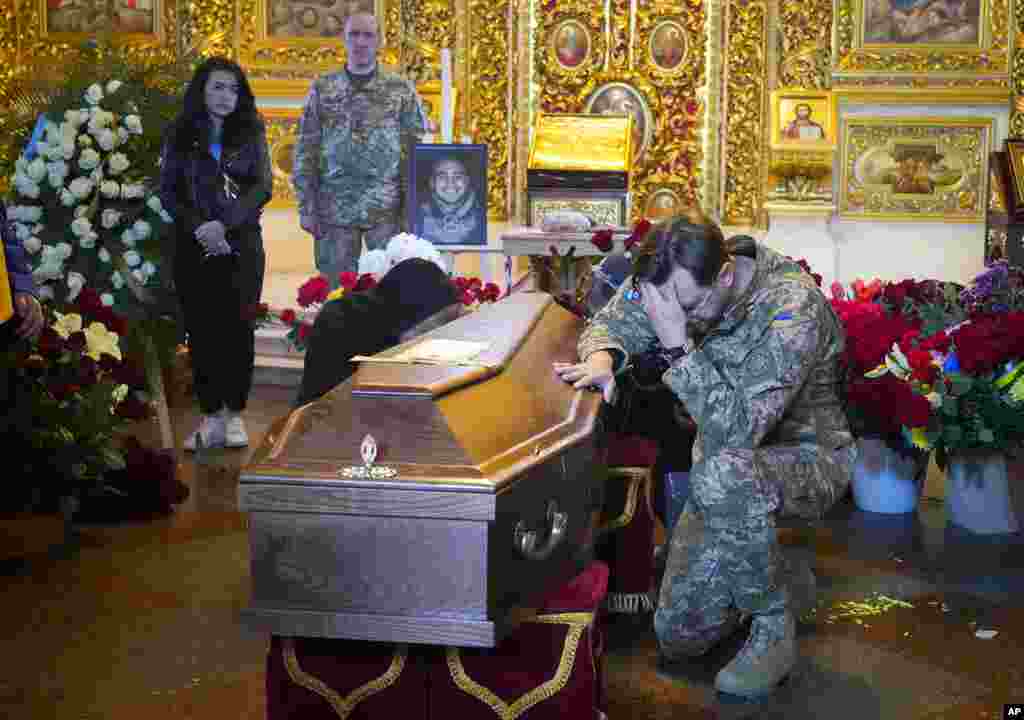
[526,113,632,227]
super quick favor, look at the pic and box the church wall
[2,0,1024,288]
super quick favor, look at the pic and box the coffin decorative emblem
[338,434,398,479]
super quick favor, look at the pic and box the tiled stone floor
[2,383,1023,719]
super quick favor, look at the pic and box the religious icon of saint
[781,103,826,142]
[650,22,686,69]
[553,21,588,68]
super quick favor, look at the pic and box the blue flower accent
[23,114,47,161]
[943,352,959,373]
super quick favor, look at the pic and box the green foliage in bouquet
[1,300,154,508]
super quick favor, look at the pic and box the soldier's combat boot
[713,610,796,697]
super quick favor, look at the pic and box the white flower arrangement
[9,77,174,316]
[85,84,104,105]
[108,152,130,175]
[383,233,445,273]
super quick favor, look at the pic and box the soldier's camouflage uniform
[578,242,855,659]
[293,69,428,277]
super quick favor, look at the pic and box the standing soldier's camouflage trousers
[654,443,854,658]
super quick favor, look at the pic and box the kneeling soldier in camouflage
[554,212,854,697]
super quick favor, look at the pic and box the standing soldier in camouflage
[554,212,854,698]
[293,11,429,286]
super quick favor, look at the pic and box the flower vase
[945,452,1024,535]
[851,436,925,514]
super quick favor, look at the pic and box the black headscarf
[295,259,459,406]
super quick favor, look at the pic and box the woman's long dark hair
[165,57,262,153]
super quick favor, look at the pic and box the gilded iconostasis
[1,0,1023,228]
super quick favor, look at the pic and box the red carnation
[917,331,952,354]
[453,276,471,291]
[355,273,378,291]
[280,308,297,325]
[480,282,502,302]
[626,219,652,252]
[66,331,87,354]
[338,271,359,291]
[953,312,1024,375]
[297,323,312,341]
[92,306,128,336]
[906,349,939,385]
[75,287,105,317]
[467,277,482,290]
[50,382,82,402]
[460,289,476,306]
[297,276,330,307]
[591,229,614,253]
[36,327,64,355]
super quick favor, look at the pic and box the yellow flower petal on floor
[910,427,932,451]
[52,311,83,339]
[84,321,122,361]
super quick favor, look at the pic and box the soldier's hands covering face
[553,350,617,404]
[638,279,691,350]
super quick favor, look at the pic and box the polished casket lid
[527,113,633,174]
[241,293,601,494]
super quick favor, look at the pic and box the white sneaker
[223,412,249,448]
[184,414,226,452]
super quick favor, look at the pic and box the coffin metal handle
[513,499,568,561]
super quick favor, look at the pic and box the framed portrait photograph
[770,89,837,151]
[839,116,992,222]
[409,144,488,247]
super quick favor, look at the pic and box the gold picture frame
[245,0,386,78]
[1002,140,1024,217]
[831,0,1009,85]
[39,0,165,42]
[770,89,837,151]
[261,108,302,209]
[839,117,992,222]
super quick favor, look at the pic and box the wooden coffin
[238,293,604,647]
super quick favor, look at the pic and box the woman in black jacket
[159,57,272,451]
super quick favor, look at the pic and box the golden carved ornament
[832,0,1010,84]
[469,0,510,219]
[779,0,832,89]
[723,0,767,226]
[261,108,301,209]
[184,0,234,61]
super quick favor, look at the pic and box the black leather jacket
[158,123,273,251]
